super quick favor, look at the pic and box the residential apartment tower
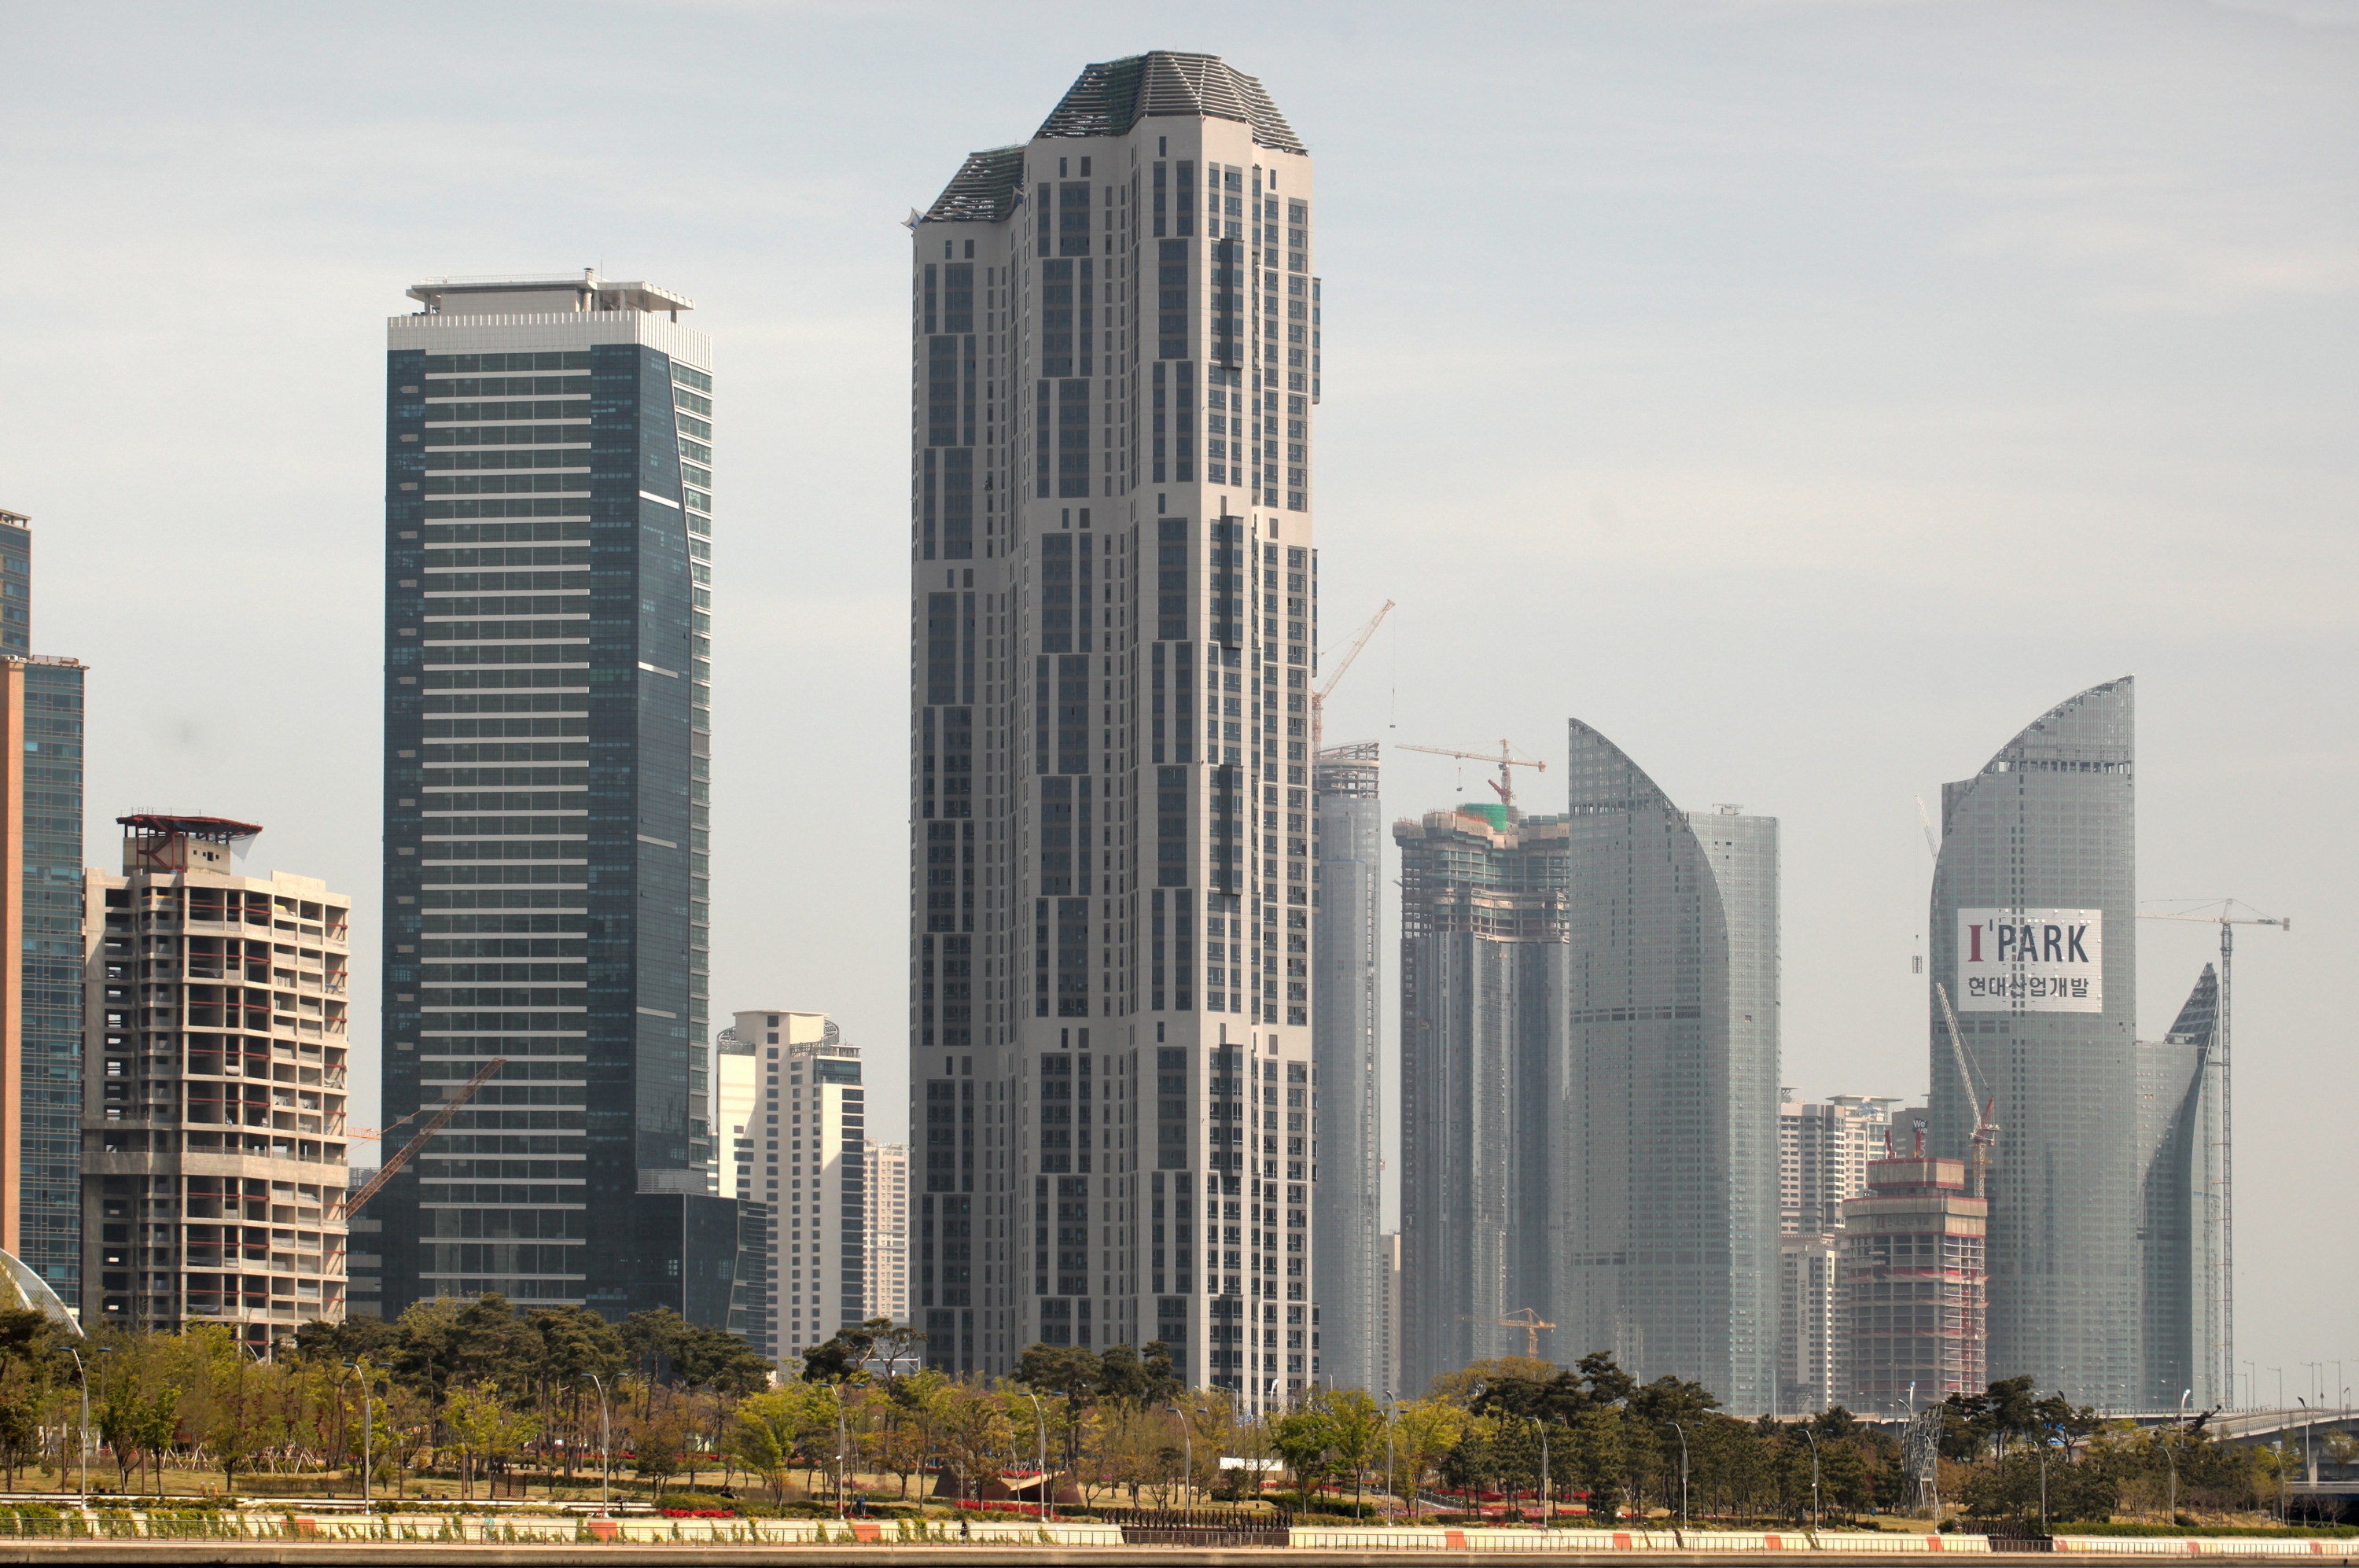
[908,52,1322,1407]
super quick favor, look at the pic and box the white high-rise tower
[907,52,1321,1409]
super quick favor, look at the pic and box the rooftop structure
[404,271,694,318]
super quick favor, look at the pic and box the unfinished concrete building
[80,815,351,1348]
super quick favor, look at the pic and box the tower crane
[1932,983,1999,1201]
[2137,898,2289,1411]
[1457,1307,1556,1360]
[1398,740,1548,810]
[1311,598,1394,756]
[335,1056,507,1220]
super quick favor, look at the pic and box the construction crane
[1399,740,1547,811]
[1311,598,1394,756]
[2137,898,2290,1412]
[337,1056,506,1219]
[1932,983,1999,1200]
[1457,1307,1556,1360]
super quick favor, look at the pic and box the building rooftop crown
[1038,50,1305,152]
[405,270,693,317]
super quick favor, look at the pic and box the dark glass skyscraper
[1927,677,2137,1407]
[380,274,736,1326]
[1558,721,1779,1415]
[0,507,86,1299]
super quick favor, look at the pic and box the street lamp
[827,1382,848,1519]
[340,1360,378,1507]
[580,1373,613,1515]
[1382,1391,1395,1526]
[1165,1403,1193,1511]
[1798,1423,1821,1532]
[1025,1390,1052,1523]
[1527,1416,1550,1530]
[64,1348,91,1503]
[1668,1419,1691,1535]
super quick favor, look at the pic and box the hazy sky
[4,0,2351,1402]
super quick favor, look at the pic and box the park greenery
[0,1293,2320,1526]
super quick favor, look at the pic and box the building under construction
[79,815,352,1347]
[1840,1152,1988,1414]
[1393,790,1568,1396]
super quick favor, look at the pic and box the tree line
[0,1293,2309,1523]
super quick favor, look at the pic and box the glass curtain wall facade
[1559,722,1780,1415]
[1312,742,1380,1396]
[381,274,735,1325]
[909,53,1320,1408]
[1393,801,1568,1397]
[0,509,86,1300]
[2137,964,2224,1408]
[1927,677,2136,1407]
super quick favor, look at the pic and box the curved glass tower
[1557,721,1779,1414]
[1927,676,2136,1407]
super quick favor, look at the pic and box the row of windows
[425,376,591,398]
[421,352,591,374]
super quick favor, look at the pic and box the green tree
[1272,1402,1334,1511]
[441,1378,539,1501]
[1323,1389,1386,1514]
[1387,1398,1466,1518]
[1095,1341,1183,1407]
[727,1389,801,1505]
[1566,1404,1627,1523]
